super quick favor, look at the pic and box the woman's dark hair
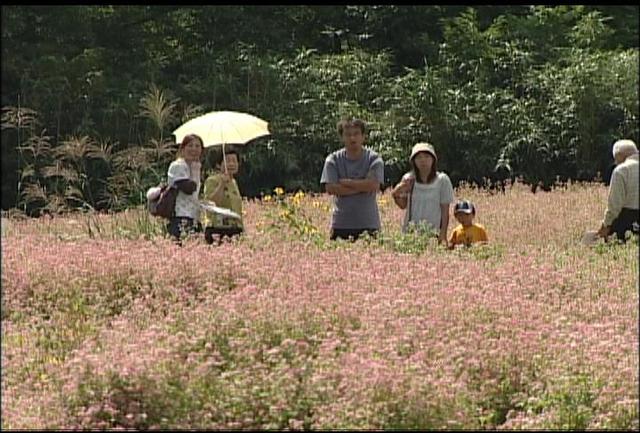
[411,152,437,184]
[177,134,204,158]
[211,147,239,166]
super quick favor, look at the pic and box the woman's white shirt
[167,158,201,221]
[402,171,454,233]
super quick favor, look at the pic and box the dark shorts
[611,208,639,242]
[330,228,378,242]
[167,217,202,241]
[205,226,244,245]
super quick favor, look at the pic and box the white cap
[410,142,437,161]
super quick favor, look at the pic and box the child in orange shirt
[448,199,488,248]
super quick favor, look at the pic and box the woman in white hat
[391,142,454,244]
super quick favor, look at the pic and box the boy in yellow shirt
[448,199,488,248]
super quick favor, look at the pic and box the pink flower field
[2,182,638,429]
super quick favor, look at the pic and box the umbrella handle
[222,143,228,174]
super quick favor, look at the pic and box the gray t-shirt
[320,148,384,230]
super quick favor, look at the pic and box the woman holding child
[391,142,454,244]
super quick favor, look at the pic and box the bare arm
[339,178,380,193]
[205,174,232,204]
[391,183,409,209]
[209,182,226,204]
[325,183,360,196]
[340,161,385,194]
[439,203,450,243]
[391,177,413,209]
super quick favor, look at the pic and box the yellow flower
[263,195,272,202]
[274,187,284,196]
[294,190,305,200]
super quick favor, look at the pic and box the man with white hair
[597,139,639,242]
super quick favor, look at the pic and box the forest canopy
[2,5,638,214]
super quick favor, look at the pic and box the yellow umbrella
[172,110,270,171]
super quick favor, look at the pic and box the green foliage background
[2,5,638,214]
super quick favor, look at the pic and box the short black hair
[336,118,366,136]
[210,147,240,166]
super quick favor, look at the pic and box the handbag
[148,184,178,219]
